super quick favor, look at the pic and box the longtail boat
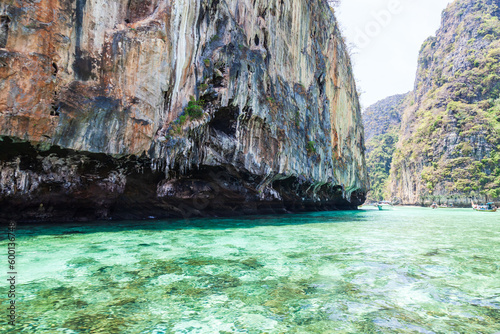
[375,201,393,210]
[471,200,497,212]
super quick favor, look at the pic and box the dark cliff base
[0,138,365,224]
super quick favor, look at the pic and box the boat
[471,200,497,212]
[375,201,393,210]
[430,202,438,209]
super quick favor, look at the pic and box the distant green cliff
[363,93,407,201]
[365,0,500,206]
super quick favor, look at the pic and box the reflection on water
[1,207,499,333]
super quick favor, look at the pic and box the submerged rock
[0,0,368,222]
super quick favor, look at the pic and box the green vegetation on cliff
[393,0,500,204]
[365,133,399,201]
[363,94,407,201]
[365,0,500,205]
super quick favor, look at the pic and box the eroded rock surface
[0,0,368,222]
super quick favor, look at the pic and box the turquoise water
[1,207,499,333]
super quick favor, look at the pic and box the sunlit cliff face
[0,0,368,221]
[388,0,500,205]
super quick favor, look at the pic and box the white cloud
[335,0,453,108]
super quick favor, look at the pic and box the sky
[335,0,453,109]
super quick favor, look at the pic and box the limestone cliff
[363,93,408,201]
[388,0,500,206]
[363,93,407,144]
[0,0,368,221]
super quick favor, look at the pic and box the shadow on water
[11,210,369,237]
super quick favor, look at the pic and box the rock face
[363,93,407,144]
[0,0,368,222]
[387,0,500,206]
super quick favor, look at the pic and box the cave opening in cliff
[209,105,238,136]
[50,104,60,117]
[0,16,10,48]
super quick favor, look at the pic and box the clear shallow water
[1,207,499,333]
